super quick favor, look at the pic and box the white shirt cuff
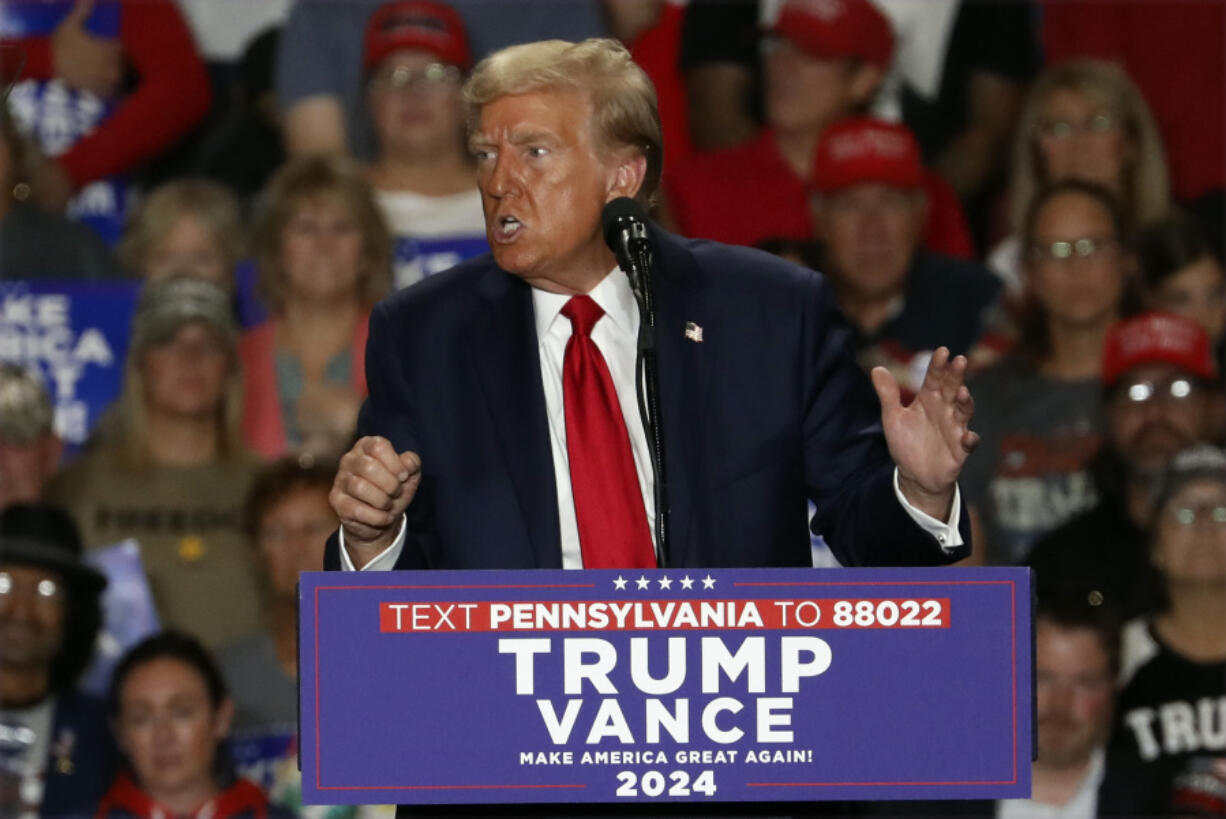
[892,468,964,552]
[338,516,407,571]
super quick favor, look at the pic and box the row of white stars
[612,575,716,590]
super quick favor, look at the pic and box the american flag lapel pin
[685,321,704,343]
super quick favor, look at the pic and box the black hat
[0,504,106,595]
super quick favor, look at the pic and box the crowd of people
[1,0,1224,816]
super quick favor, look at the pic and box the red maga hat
[770,0,894,68]
[364,0,471,72]
[810,117,924,194]
[1101,311,1217,386]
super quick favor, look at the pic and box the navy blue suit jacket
[42,689,117,817]
[325,228,970,571]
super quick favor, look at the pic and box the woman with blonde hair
[240,154,392,458]
[989,59,1171,299]
[118,178,244,291]
[48,277,263,650]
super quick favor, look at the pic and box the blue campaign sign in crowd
[0,278,139,451]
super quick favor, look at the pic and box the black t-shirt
[900,1,1042,162]
[845,251,1002,357]
[1107,621,1226,814]
[1025,499,1164,622]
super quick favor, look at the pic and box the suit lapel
[469,269,562,568]
[650,230,712,568]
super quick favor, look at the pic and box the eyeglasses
[1036,113,1118,140]
[1117,377,1199,405]
[372,62,462,93]
[1027,236,1117,265]
[1166,501,1226,526]
[0,571,62,601]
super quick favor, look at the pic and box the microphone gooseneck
[600,197,669,567]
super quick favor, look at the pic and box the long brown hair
[1013,179,1141,367]
[254,155,393,313]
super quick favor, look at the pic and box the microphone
[602,197,651,299]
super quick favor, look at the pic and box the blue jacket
[42,688,117,817]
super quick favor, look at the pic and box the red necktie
[561,295,656,568]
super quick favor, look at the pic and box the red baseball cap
[363,0,471,73]
[770,0,894,68]
[1101,311,1217,386]
[810,117,924,194]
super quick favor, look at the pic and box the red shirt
[9,0,211,187]
[629,1,692,167]
[664,129,975,259]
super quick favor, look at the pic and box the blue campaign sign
[392,235,490,291]
[0,278,140,450]
[0,0,120,38]
[299,566,1033,806]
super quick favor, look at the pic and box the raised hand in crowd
[51,0,122,98]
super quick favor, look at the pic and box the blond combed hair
[119,178,244,279]
[463,38,663,207]
[1008,59,1170,235]
[254,155,393,314]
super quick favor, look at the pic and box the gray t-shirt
[219,630,297,733]
[962,357,1104,565]
[275,0,608,158]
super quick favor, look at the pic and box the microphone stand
[625,228,670,568]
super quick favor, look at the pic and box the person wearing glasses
[1027,311,1222,622]
[963,179,1141,566]
[988,59,1172,306]
[1106,444,1226,814]
[363,1,490,291]
[0,503,114,818]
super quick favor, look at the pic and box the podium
[298,566,1032,806]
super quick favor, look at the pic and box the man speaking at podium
[326,37,976,574]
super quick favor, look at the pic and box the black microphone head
[602,196,647,251]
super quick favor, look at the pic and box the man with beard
[0,503,114,817]
[1026,312,1223,620]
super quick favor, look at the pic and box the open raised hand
[871,347,978,521]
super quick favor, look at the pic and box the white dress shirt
[342,267,963,570]
[996,748,1104,819]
